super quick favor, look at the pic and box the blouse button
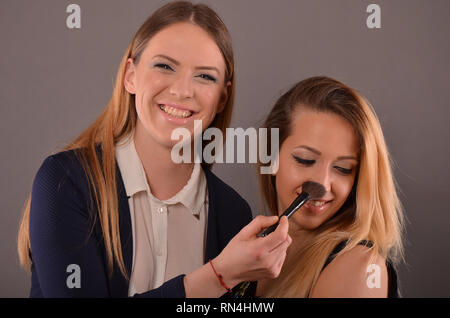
[157,207,164,214]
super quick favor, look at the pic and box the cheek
[135,76,168,120]
[275,162,305,210]
[276,163,292,192]
[134,92,146,119]
[333,176,355,206]
[135,73,166,101]
[198,88,221,116]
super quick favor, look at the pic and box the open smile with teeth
[159,104,193,118]
[307,200,330,207]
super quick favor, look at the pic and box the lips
[159,104,192,118]
[304,199,333,213]
[157,103,196,119]
[156,102,199,125]
[307,200,329,207]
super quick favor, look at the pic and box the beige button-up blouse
[115,133,208,296]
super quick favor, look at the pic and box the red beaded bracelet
[209,259,232,293]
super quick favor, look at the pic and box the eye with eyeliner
[153,63,174,71]
[196,73,217,83]
[293,154,355,175]
[334,166,353,175]
[152,63,216,83]
[292,155,315,165]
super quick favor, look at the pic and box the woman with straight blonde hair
[233,76,405,298]
[18,1,291,297]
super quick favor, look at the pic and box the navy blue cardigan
[29,148,253,297]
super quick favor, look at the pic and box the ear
[217,80,231,114]
[123,58,136,94]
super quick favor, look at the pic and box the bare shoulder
[309,244,389,298]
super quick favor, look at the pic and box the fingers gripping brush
[258,181,326,237]
[227,181,327,297]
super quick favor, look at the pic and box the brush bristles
[302,181,326,200]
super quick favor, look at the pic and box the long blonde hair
[258,76,405,297]
[17,1,235,280]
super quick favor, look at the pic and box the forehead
[285,108,359,157]
[141,22,225,69]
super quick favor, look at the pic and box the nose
[169,73,194,99]
[310,165,332,194]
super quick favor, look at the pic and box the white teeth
[159,105,192,118]
[309,200,327,207]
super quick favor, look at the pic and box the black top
[29,147,253,297]
[228,239,400,298]
[321,240,399,298]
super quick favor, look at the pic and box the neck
[133,122,195,201]
[288,220,310,244]
[257,223,311,297]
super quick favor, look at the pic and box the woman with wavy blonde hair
[239,76,405,297]
[17,1,291,297]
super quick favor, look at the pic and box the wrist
[211,255,241,290]
[209,259,232,293]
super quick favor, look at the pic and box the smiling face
[275,107,360,232]
[124,22,229,149]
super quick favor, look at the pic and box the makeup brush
[258,181,326,237]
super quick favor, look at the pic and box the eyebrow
[295,145,358,161]
[152,54,221,74]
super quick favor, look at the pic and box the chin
[290,218,319,231]
[292,213,333,231]
[298,222,322,231]
[149,127,181,149]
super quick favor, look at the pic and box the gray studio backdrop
[1,0,449,297]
